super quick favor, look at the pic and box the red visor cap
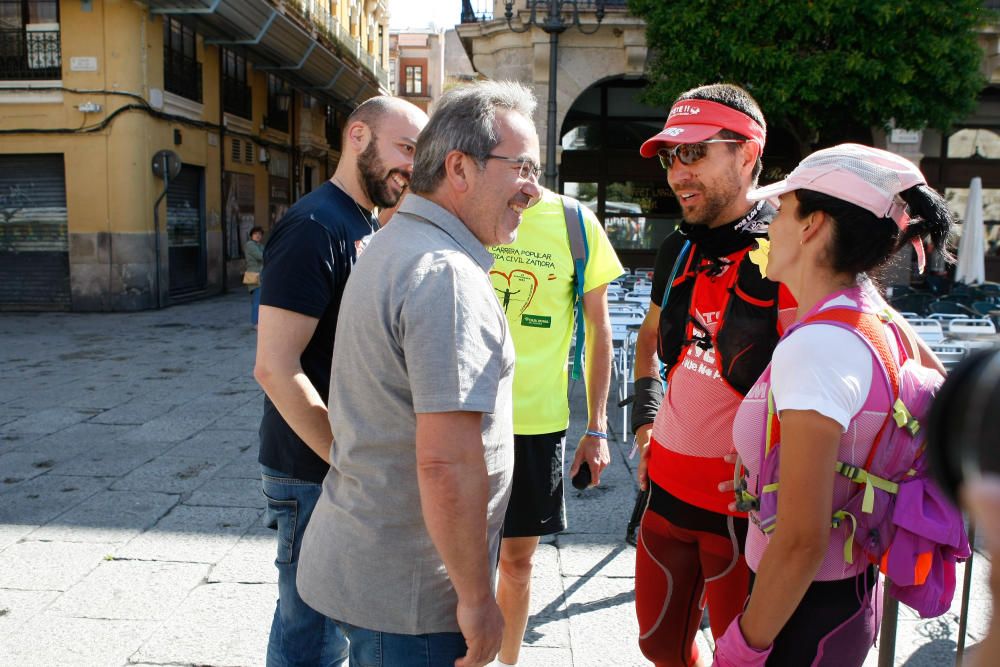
[639,99,766,158]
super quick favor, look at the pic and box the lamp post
[504,1,605,190]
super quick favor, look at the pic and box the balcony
[461,0,629,23]
[222,76,252,119]
[142,0,388,107]
[289,0,390,90]
[0,28,61,80]
[164,49,203,102]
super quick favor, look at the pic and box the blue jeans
[336,622,467,667]
[261,465,348,667]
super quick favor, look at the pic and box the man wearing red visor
[630,84,796,667]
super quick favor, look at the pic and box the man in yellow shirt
[489,187,623,666]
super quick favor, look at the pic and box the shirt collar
[397,195,495,271]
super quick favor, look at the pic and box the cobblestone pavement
[0,293,991,666]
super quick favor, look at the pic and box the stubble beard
[357,135,400,209]
[679,165,743,227]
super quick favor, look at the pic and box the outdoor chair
[947,317,998,340]
[927,343,967,371]
[906,318,944,344]
[929,300,978,318]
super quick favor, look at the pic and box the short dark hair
[795,185,954,278]
[676,83,765,183]
[249,226,264,237]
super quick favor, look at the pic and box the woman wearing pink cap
[714,144,953,666]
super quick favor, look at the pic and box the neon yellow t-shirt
[489,190,625,434]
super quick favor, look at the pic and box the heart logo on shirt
[490,269,538,315]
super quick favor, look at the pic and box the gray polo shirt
[297,194,515,635]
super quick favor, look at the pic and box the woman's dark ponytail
[897,185,956,264]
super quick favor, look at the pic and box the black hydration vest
[657,202,787,396]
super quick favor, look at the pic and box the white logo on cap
[669,105,701,117]
[664,127,685,136]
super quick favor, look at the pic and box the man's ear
[741,141,759,176]
[345,121,372,153]
[443,150,471,194]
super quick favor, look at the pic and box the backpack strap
[800,307,906,471]
[563,196,589,381]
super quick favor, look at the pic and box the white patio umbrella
[955,176,986,285]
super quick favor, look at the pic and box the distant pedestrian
[244,226,264,327]
[296,80,541,667]
[253,95,427,667]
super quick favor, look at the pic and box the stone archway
[456,7,648,180]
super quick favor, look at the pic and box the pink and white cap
[748,143,929,272]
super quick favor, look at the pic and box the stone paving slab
[558,534,636,579]
[111,455,228,494]
[28,490,179,545]
[0,614,157,667]
[0,541,115,591]
[49,559,209,622]
[0,474,109,524]
[45,439,164,478]
[184,476,265,508]
[208,525,276,585]
[131,582,273,667]
[0,588,60,633]
[116,504,264,563]
[166,428,256,459]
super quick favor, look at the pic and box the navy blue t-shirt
[258,181,378,483]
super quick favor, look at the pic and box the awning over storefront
[142,0,388,111]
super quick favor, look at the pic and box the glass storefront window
[565,181,680,251]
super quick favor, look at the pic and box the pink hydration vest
[734,287,892,580]
[734,285,969,616]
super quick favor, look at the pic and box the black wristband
[631,376,664,434]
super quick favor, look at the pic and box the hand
[635,424,653,491]
[712,615,771,667]
[454,597,504,667]
[718,452,739,512]
[569,431,611,487]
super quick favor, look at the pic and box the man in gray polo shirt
[297,80,543,667]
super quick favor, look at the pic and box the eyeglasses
[657,139,747,170]
[485,154,543,183]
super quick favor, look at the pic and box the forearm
[256,367,333,463]
[739,534,827,648]
[416,412,495,604]
[417,449,493,603]
[583,321,612,431]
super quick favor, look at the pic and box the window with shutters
[0,0,61,81]
[222,48,251,119]
[163,17,202,102]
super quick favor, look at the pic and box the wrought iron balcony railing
[222,76,252,119]
[164,49,203,103]
[0,28,61,80]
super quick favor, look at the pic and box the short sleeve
[259,218,335,318]
[770,324,874,431]
[401,258,507,414]
[650,230,685,308]
[580,205,625,293]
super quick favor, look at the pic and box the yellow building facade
[0,0,389,311]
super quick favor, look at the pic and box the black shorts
[502,431,567,538]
